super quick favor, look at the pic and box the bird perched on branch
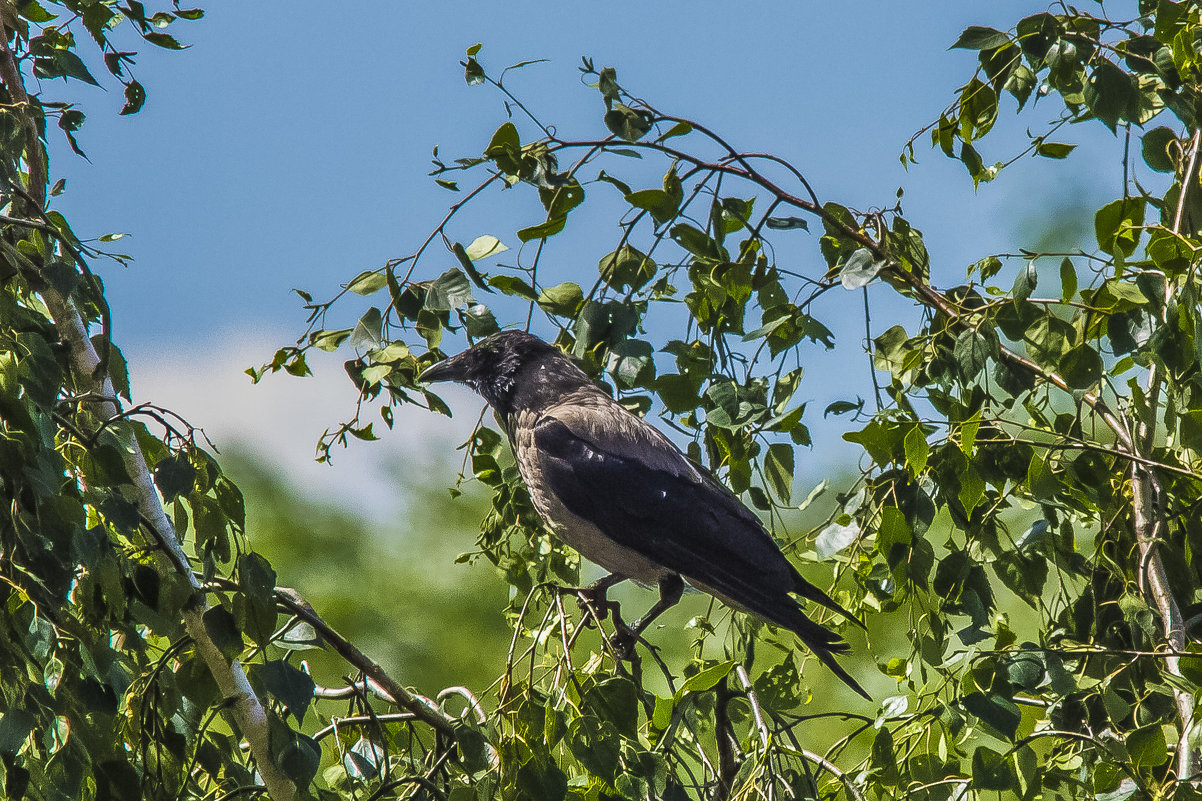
[420,330,867,698]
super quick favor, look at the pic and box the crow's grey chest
[508,409,668,584]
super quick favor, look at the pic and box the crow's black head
[419,330,574,411]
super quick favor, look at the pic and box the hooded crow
[420,330,867,698]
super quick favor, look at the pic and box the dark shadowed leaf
[963,692,1020,740]
[951,26,1010,50]
[1141,126,1178,172]
[259,660,315,724]
[765,216,809,231]
[517,216,567,242]
[1084,60,1137,131]
[765,443,794,502]
[972,746,1016,790]
[202,606,243,661]
[144,31,187,49]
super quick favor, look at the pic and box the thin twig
[797,749,867,801]
[312,713,417,742]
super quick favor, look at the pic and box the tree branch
[275,588,457,736]
[1134,127,1202,783]
[0,27,296,801]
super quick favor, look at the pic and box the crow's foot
[559,574,625,629]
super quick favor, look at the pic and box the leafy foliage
[6,2,1202,801]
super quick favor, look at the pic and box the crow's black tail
[772,601,870,701]
[792,572,866,631]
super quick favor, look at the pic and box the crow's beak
[418,355,467,384]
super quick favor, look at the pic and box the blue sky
[39,1,1121,507]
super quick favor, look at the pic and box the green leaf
[277,622,320,651]
[52,49,101,85]
[951,26,1010,50]
[537,282,583,317]
[517,216,567,242]
[463,56,484,85]
[567,716,620,781]
[462,304,500,337]
[463,234,509,261]
[971,255,1003,281]
[657,120,692,141]
[346,269,387,296]
[840,248,881,289]
[0,709,35,757]
[426,268,474,311]
[876,506,912,563]
[540,180,585,218]
[1012,261,1037,301]
[451,243,492,292]
[350,307,383,350]
[1035,141,1076,159]
[1059,257,1077,301]
[1126,724,1168,767]
[310,328,351,352]
[824,399,861,417]
[679,661,734,695]
[1060,345,1102,388]
[1094,198,1146,257]
[625,184,681,227]
[764,443,794,503]
[609,339,654,388]
[18,2,57,22]
[670,224,720,259]
[57,108,86,156]
[655,374,700,413]
[485,121,519,158]
[344,735,384,780]
[904,426,929,476]
[272,722,321,788]
[488,274,538,300]
[953,329,995,380]
[599,245,656,291]
[238,552,277,645]
[583,677,639,739]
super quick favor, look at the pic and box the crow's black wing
[532,406,866,696]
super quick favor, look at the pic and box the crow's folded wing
[532,408,849,629]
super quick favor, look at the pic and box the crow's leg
[568,573,626,627]
[613,573,685,658]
